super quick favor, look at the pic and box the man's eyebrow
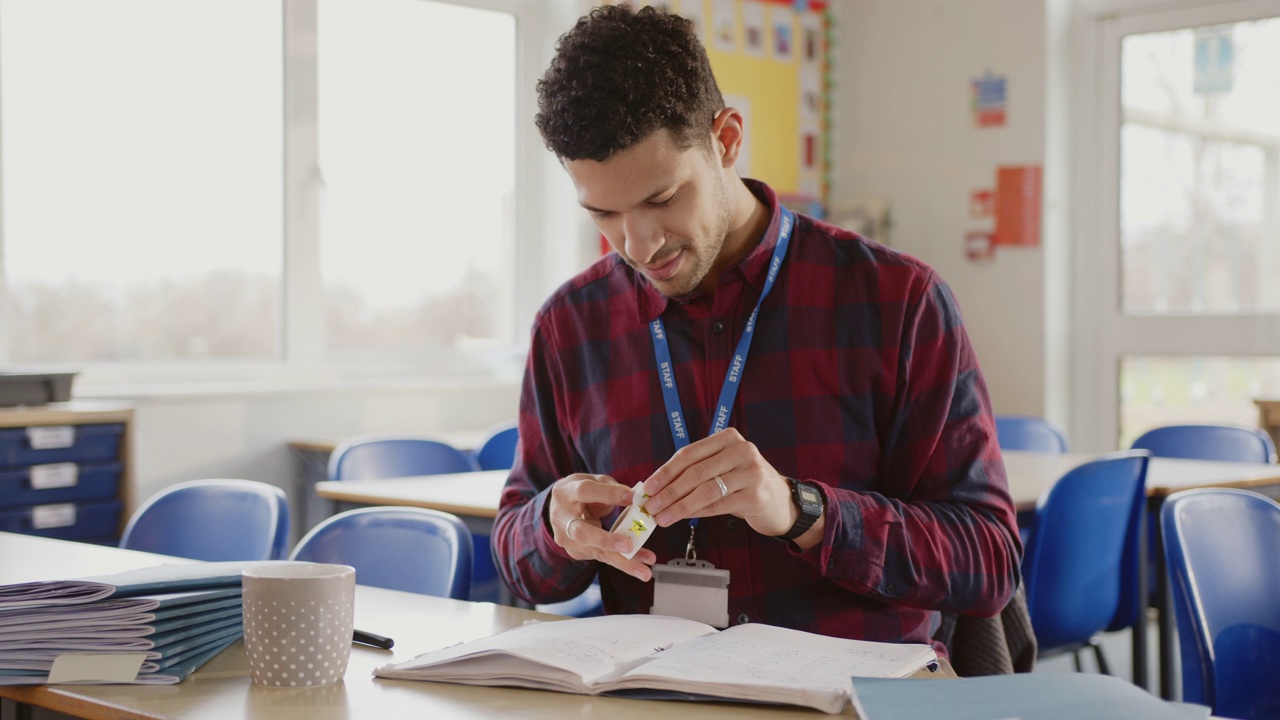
[581,183,677,214]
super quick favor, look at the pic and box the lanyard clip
[684,521,697,561]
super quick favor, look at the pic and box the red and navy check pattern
[494,180,1021,652]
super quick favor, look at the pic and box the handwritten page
[385,615,717,688]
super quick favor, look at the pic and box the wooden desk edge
[1,685,163,720]
[1146,471,1280,498]
[313,486,500,519]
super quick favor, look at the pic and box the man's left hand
[640,427,798,538]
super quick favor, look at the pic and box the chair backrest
[994,415,1069,453]
[120,479,291,561]
[1022,451,1149,653]
[474,423,519,471]
[1131,424,1277,464]
[327,435,479,481]
[1162,489,1280,719]
[289,506,473,600]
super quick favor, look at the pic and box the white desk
[1,533,873,720]
[313,471,507,520]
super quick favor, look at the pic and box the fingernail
[645,498,664,513]
[655,512,673,526]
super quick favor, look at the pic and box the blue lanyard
[649,206,795,462]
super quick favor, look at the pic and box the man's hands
[642,428,817,545]
[549,429,823,577]
[549,473,657,581]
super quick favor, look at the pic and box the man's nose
[622,213,665,264]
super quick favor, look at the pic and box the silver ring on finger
[565,515,586,541]
[713,475,729,499]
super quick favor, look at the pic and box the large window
[318,0,516,356]
[1079,0,1280,450]
[0,0,283,362]
[0,0,534,379]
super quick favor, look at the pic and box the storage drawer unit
[0,462,122,508]
[0,403,133,545]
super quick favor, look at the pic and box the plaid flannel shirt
[493,180,1021,651]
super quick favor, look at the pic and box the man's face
[564,129,732,297]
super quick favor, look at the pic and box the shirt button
[726,518,739,530]
[738,613,750,625]
[712,320,726,334]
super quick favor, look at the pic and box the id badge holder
[650,558,730,628]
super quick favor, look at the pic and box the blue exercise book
[0,561,286,685]
[852,673,1211,720]
[0,560,288,611]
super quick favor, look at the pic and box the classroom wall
[110,381,520,523]
[832,0,1059,419]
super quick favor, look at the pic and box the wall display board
[606,1,833,216]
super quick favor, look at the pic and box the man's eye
[651,195,676,208]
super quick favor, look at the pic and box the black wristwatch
[775,477,824,543]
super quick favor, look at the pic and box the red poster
[994,166,1042,247]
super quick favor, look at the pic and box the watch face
[797,484,821,506]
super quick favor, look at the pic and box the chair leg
[1073,649,1084,672]
[1090,638,1112,675]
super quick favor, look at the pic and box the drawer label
[32,503,77,529]
[30,463,80,490]
[27,426,76,450]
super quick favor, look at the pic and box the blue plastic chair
[1162,489,1280,719]
[290,506,473,600]
[1022,451,1149,673]
[536,581,605,618]
[327,435,480,481]
[995,415,1069,453]
[1131,424,1277,464]
[474,423,519,472]
[120,479,291,561]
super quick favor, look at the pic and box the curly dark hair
[536,4,725,162]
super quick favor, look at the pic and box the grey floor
[1032,613,1175,697]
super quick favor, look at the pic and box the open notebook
[375,614,937,714]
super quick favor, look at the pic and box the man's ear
[710,108,746,169]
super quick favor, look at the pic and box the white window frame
[1071,0,1280,451]
[0,0,591,392]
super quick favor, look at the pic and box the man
[492,4,1020,653]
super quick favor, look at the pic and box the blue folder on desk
[853,674,1210,720]
[0,562,284,685]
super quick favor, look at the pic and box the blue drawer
[0,462,122,508]
[0,424,124,468]
[0,499,122,540]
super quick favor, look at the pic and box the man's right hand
[549,473,657,582]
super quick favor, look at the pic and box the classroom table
[288,431,490,533]
[0,532,950,720]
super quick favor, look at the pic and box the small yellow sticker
[630,519,647,535]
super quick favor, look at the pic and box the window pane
[318,0,516,353]
[1120,18,1280,315]
[1119,356,1280,448]
[0,0,283,362]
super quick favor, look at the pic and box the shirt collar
[634,179,783,324]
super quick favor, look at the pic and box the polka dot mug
[242,563,356,688]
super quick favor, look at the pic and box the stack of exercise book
[0,561,283,685]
